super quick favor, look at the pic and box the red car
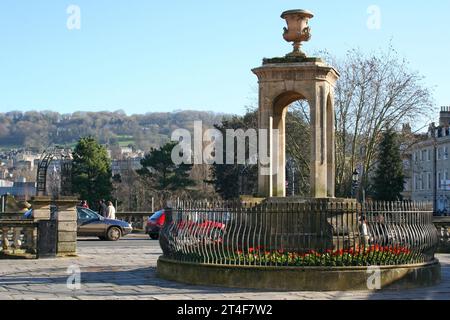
[145,209,227,240]
[145,210,166,239]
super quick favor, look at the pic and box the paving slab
[0,236,449,300]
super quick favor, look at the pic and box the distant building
[111,158,143,176]
[120,146,133,155]
[14,151,40,169]
[404,106,450,214]
[0,180,14,187]
[14,160,32,171]
[0,167,11,180]
[0,181,37,200]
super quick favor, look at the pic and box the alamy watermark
[171,121,279,176]
[366,266,382,290]
[67,5,81,30]
[367,5,381,30]
[66,264,81,290]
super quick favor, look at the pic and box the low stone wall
[116,212,150,231]
[157,257,441,291]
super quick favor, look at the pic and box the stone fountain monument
[253,9,339,199]
[156,10,441,291]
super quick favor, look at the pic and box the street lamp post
[286,158,296,197]
[351,169,359,199]
[0,194,6,213]
[433,132,438,215]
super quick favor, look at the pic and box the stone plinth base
[157,257,441,291]
[53,197,79,257]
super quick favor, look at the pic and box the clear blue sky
[0,0,449,118]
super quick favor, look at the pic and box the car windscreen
[78,207,100,220]
[149,210,164,220]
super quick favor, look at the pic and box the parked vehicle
[145,209,228,240]
[77,207,132,241]
[145,210,166,240]
[22,206,132,241]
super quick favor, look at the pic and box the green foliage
[0,110,226,152]
[211,112,258,200]
[71,136,113,206]
[178,245,413,267]
[372,128,405,201]
[137,141,195,192]
[211,106,311,200]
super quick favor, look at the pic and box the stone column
[326,89,336,198]
[309,83,329,198]
[257,89,274,197]
[273,106,287,197]
[53,197,79,257]
[30,196,51,221]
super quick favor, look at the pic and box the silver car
[77,207,132,241]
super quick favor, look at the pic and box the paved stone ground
[0,235,449,300]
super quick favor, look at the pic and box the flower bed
[174,245,416,267]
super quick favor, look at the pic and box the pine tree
[210,113,258,200]
[137,141,195,191]
[372,128,405,201]
[71,136,113,207]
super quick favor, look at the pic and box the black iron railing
[159,201,439,267]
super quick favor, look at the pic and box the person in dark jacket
[98,199,107,217]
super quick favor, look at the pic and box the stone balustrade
[0,196,78,259]
[0,220,39,258]
[116,212,151,231]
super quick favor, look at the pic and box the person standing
[106,201,116,220]
[98,199,107,217]
[359,216,370,246]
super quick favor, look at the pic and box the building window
[445,147,449,160]
[428,149,432,161]
[422,150,427,161]
[414,174,418,191]
[445,171,449,191]
[437,147,442,160]
[421,174,425,190]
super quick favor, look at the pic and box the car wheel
[106,227,121,241]
[149,233,159,240]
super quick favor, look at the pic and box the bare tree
[326,46,434,197]
[285,101,311,196]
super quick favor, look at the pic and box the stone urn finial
[281,9,314,58]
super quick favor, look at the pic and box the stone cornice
[252,62,340,85]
